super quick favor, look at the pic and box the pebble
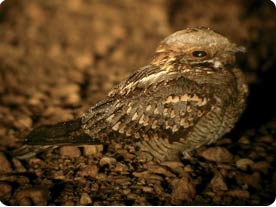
[52,84,80,97]
[28,92,45,106]
[0,152,12,173]
[142,186,153,193]
[256,136,273,143]
[80,192,92,205]
[59,146,81,158]
[14,115,33,129]
[160,161,184,169]
[236,158,254,171]
[198,147,233,163]
[243,172,261,189]
[65,93,81,106]
[64,200,75,206]
[83,145,103,156]
[147,164,176,177]
[114,162,129,173]
[99,157,116,167]
[53,170,65,180]
[209,173,228,191]
[74,52,93,70]
[226,189,250,199]
[14,187,49,205]
[238,136,250,144]
[0,182,12,200]
[12,158,26,172]
[78,165,99,178]
[171,176,196,205]
[252,161,270,173]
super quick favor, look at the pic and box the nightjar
[14,28,248,162]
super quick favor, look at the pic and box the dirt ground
[0,0,275,205]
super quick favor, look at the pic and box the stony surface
[0,0,275,205]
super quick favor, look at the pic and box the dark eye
[192,51,207,58]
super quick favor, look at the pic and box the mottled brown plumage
[14,28,248,162]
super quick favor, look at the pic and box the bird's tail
[11,118,101,159]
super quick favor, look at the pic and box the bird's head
[152,27,245,70]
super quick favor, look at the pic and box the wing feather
[115,79,212,141]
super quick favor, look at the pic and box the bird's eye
[192,51,207,58]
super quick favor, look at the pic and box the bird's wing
[83,67,216,143]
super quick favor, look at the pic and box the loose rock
[198,147,233,163]
[0,152,12,173]
[14,187,50,206]
[252,161,270,174]
[78,165,99,178]
[243,172,261,189]
[83,145,103,156]
[0,182,12,200]
[80,192,92,205]
[236,158,254,171]
[59,146,81,158]
[209,172,228,191]
[226,189,250,199]
[99,157,116,167]
[171,176,196,205]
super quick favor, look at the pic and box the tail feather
[11,145,56,160]
[12,118,102,159]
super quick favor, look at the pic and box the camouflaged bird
[15,28,248,162]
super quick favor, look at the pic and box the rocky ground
[0,0,275,205]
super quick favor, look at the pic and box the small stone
[256,136,274,143]
[83,145,103,156]
[147,164,176,177]
[28,92,45,106]
[99,157,116,167]
[96,173,107,180]
[80,192,92,205]
[252,161,270,173]
[0,152,12,173]
[52,84,79,97]
[53,170,65,180]
[132,171,149,178]
[64,200,75,206]
[171,176,196,204]
[198,147,233,163]
[236,158,254,171]
[65,93,81,106]
[243,172,261,188]
[226,189,250,199]
[209,173,228,191]
[12,158,26,172]
[15,115,33,129]
[78,165,99,178]
[59,146,81,158]
[142,186,153,193]
[14,187,49,206]
[114,162,129,173]
[17,197,32,206]
[238,136,250,144]
[0,182,12,200]
[74,52,93,70]
[160,161,184,169]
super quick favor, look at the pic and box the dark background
[0,0,275,205]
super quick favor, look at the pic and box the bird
[13,27,248,162]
